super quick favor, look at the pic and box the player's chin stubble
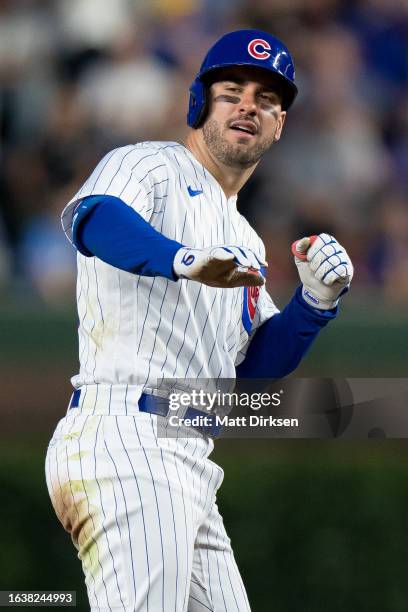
[203,118,275,169]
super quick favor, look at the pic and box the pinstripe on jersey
[61,142,278,392]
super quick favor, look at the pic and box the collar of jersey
[175,142,238,206]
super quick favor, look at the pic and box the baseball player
[45,29,353,611]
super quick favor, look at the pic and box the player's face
[203,66,287,169]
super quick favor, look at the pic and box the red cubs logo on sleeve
[242,285,260,333]
[247,39,272,60]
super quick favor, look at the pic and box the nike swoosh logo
[187,186,203,197]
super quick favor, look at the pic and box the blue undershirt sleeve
[236,286,338,379]
[71,195,183,281]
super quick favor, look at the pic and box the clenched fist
[292,233,354,310]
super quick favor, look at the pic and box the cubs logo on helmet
[247,39,272,60]
[242,285,260,333]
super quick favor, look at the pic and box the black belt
[69,390,222,437]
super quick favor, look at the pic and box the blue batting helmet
[187,29,298,128]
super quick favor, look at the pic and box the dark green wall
[1,304,406,375]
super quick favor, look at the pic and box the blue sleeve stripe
[72,195,184,281]
[236,286,338,379]
[72,195,105,257]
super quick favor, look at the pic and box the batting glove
[173,245,267,288]
[292,233,354,310]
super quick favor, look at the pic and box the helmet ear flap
[187,78,208,128]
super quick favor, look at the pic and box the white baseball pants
[45,402,251,611]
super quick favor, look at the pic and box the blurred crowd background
[1,0,408,307]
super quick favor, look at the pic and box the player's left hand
[292,233,354,310]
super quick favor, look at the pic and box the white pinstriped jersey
[62,141,279,392]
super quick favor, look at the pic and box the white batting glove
[292,233,354,310]
[173,245,267,288]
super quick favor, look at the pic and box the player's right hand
[173,245,267,288]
